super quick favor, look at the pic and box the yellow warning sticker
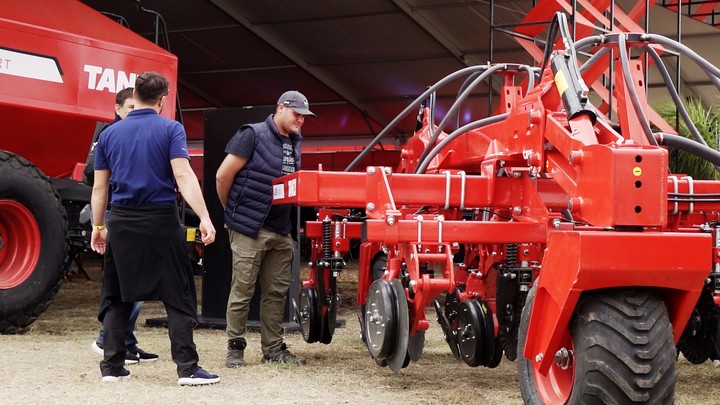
[555,71,568,96]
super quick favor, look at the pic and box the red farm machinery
[273,11,720,404]
[0,1,178,333]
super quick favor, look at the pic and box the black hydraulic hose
[344,64,493,172]
[576,33,713,148]
[644,34,720,89]
[655,132,720,167]
[556,13,579,62]
[643,45,707,146]
[617,34,656,146]
[428,90,436,141]
[455,71,485,131]
[415,113,509,174]
[416,65,504,167]
[519,65,540,91]
[539,13,564,73]
[454,64,538,135]
[578,46,610,74]
[573,35,605,53]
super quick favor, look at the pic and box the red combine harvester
[274,13,720,403]
[0,1,178,333]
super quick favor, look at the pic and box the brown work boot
[226,340,245,368]
[261,343,306,366]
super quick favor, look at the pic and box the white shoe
[91,341,140,364]
[101,369,131,383]
[91,341,103,356]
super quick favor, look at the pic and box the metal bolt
[367,167,376,174]
[387,215,395,225]
[553,348,574,370]
[513,206,522,214]
[535,353,544,363]
[552,218,561,228]
[367,202,376,211]
[513,171,522,178]
[384,167,392,174]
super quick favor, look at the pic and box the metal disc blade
[298,286,321,344]
[456,299,484,367]
[387,278,410,372]
[364,279,397,360]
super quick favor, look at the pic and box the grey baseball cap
[277,90,316,117]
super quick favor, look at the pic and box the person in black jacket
[216,91,314,368]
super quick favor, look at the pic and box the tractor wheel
[0,151,67,334]
[519,286,677,404]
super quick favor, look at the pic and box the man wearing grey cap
[216,90,315,367]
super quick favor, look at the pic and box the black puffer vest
[224,115,301,238]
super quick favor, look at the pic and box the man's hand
[199,218,216,245]
[91,228,108,254]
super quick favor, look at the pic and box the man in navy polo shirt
[91,71,219,386]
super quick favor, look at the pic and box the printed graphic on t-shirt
[281,137,295,175]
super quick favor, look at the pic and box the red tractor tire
[0,151,67,334]
[519,286,677,404]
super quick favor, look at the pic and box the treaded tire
[0,151,67,334]
[519,286,677,404]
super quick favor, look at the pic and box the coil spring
[506,243,518,269]
[322,216,331,260]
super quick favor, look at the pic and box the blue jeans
[97,301,143,348]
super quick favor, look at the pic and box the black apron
[98,204,197,321]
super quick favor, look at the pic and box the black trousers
[99,298,199,377]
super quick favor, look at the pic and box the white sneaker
[101,369,131,383]
[91,341,103,356]
[91,341,140,364]
[177,368,220,386]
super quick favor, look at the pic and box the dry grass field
[2,254,720,404]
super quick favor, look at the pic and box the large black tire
[0,151,67,334]
[519,286,677,404]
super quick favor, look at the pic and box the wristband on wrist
[94,225,106,230]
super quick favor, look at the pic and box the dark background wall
[201,106,298,326]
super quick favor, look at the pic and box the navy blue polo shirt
[94,108,189,206]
